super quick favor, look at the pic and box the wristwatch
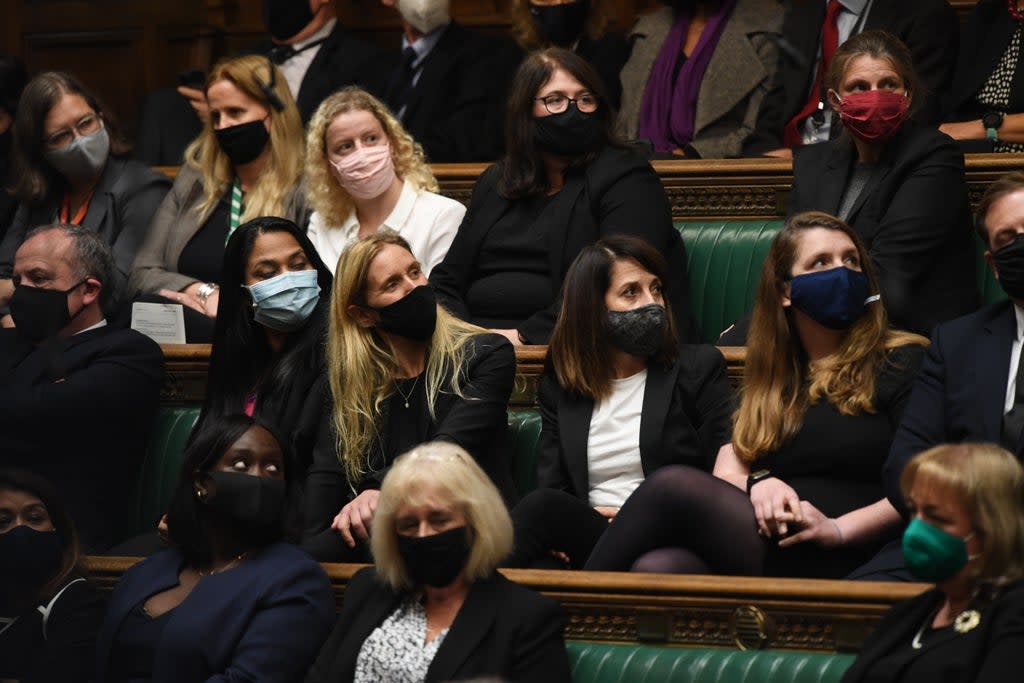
[983,111,1005,142]
[195,282,218,307]
[747,469,773,494]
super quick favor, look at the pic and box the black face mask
[396,526,471,588]
[9,280,86,343]
[372,284,438,342]
[204,470,286,532]
[0,526,64,587]
[533,102,603,158]
[607,304,667,357]
[262,0,315,42]
[993,233,1024,301]
[215,120,270,166]
[529,0,589,47]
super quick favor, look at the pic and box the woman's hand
[161,283,219,318]
[331,489,380,548]
[777,501,843,549]
[749,477,802,537]
[593,506,619,522]
[939,120,984,141]
[491,328,523,347]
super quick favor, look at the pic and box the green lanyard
[226,178,244,245]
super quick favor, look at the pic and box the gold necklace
[198,551,249,577]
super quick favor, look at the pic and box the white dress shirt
[279,18,336,100]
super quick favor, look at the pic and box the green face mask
[902,517,975,583]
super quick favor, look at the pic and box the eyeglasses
[535,92,599,115]
[44,114,103,150]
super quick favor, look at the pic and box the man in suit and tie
[0,224,164,551]
[884,172,1024,516]
[366,0,521,162]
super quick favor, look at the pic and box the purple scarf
[637,0,738,152]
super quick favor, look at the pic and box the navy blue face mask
[788,267,879,330]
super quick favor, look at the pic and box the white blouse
[307,181,465,276]
[354,598,449,683]
[587,369,647,508]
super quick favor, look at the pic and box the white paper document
[131,302,186,344]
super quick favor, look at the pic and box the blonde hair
[184,55,305,223]
[327,231,485,484]
[901,443,1024,587]
[305,87,437,227]
[371,442,514,591]
[733,212,927,461]
[508,0,614,50]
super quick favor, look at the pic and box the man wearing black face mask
[885,172,1024,523]
[136,0,379,165]
[0,224,163,551]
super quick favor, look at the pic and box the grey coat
[617,0,782,159]
[128,165,310,295]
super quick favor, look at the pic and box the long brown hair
[508,0,616,50]
[549,235,679,399]
[732,211,926,461]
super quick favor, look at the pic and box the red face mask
[835,90,910,143]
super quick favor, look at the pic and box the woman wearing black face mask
[306,441,571,683]
[509,0,630,109]
[431,47,700,347]
[129,54,309,342]
[0,468,105,683]
[505,235,735,570]
[96,414,334,683]
[0,71,170,323]
[585,212,928,579]
[299,231,517,563]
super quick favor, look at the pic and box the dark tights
[505,488,610,569]
[584,465,764,575]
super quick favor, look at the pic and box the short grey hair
[24,223,114,310]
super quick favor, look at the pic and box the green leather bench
[567,643,854,683]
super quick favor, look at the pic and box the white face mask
[397,0,450,35]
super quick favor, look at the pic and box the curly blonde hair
[509,0,615,50]
[305,87,438,228]
[184,55,305,222]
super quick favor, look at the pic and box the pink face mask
[834,90,910,144]
[330,143,396,200]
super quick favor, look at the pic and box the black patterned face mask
[606,304,666,357]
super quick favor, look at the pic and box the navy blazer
[841,583,1024,682]
[95,543,334,683]
[789,124,978,337]
[537,344,735,498]
[305,567,571,683]
[885,301,1019,514]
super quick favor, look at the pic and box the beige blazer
[129,165,310,295]
[617,0,782,159]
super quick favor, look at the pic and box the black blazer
[305,566,572,683]
[0,157,171,313]
[0,326,164,550]
[885,301,1020,515]
[841,583,1024,682]
[430,146,700,344]
[300,333,518,560]
[364,22,519,162]
[789,124,978,337]
[945,0,1024,122]
[743,0,959,154]
[537,344,735,497]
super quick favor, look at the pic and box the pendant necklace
[394,375,420,409]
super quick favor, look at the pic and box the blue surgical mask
[788,267,880,330]
[246,269,320,332]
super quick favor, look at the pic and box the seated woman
[618,0,782,158]
[0,71,170,318]
[509,0,630,109]
[842,442,1024,682]
[585,211,927,578]
[506,235,736,569]
[0,468,106,683]
[129,55,308,342]
[197,215,332,445]
[789,30,976,337]
[430,47,699,346]
[301,231,517,562]
[95,415,334,683]
[305,87,464,276]
[940,0,1024,153]
[305,441,571,683]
